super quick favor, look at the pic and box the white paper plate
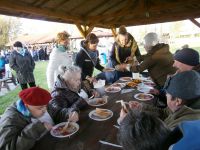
[87,96,108,107]
[105,86,121,93]
[50,122,79,138]
[119,77,132,82]
[137,84,153,93]
[89,109,113,121]
[104,68,115,72]
[134,93,154,101]
[111,83,126,88]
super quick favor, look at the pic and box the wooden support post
[111,27,117,38]
[75,24,94,39]
[190,18,200,28]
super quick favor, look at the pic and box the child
[0,87,52,150]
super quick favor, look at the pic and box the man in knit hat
[119,71,200,129]
[0,87,52,150]
[173,48,200,73]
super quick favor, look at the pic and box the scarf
[17,48,26,56]
[56,44,70,52]
[87,49,98,66]
[16,99,31,117]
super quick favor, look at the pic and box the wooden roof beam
[76,24,94,38]
[190,18,200,28]
[89,0,199,21]
[0,0,81,23]
[111,10,200,27]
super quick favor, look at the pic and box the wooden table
[32,84,157,150]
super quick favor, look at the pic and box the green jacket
[143,104,200,129]
[164,106,200,129]
[0,103,47,150]
[130,43,176,88]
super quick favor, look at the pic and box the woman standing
[9,41,35,90]
[109,25,141,82]
[46,31,72,90]
[75,33,107,83]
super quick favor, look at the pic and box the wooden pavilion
[0,0,200,38]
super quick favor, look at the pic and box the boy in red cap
[0,87,52,150]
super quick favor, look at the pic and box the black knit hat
[174,48,199,66]
[164,70,200,100]
[13,41,23,48]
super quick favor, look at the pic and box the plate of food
[119,77,132,82]
[132,79,142,84]
[105,86,121,93]
[50,122,79,138]
[126,81,138,87]
[104,67,115,72]
[87,96,108,107]
[111,82,126,88]
[134,93,154,101]
[89,108,113,121]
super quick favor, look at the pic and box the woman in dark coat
[75,33,108,84]
[47,65,92,124]
[9,41,36,90]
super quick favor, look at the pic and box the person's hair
[85,33,99,44]
[118,110,171,150]
[58,65,81,80]
[118,25,128,35]
[56,31,70,44]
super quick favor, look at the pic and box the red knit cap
[19,87,51,106]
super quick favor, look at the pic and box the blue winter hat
[164,70,200,100]
[174,48,199,66]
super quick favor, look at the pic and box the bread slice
[95,108,111,118]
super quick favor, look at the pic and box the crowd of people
[0,26,200,150]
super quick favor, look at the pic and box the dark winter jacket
[130,43,176,88]
[0,103,47,150]
[75,41,104,80]
[47,75,88,124]
[110,33,142,67]
[9,50,35,84]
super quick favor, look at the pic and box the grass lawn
[0,61,49,114]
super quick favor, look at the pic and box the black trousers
[20,82,36,90]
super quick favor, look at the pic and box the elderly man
[118,32,176,89]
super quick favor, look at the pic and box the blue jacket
[0,56,6,70]
[170,120,200,150]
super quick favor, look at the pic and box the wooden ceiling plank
[55,0,70,9]
[190,18,200,28]
[0,0,82,23]
[89,0,199,21]
[97,0,125,16]
[37,0,51,7]
[68,0,93,12]
[84,0,109,16]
